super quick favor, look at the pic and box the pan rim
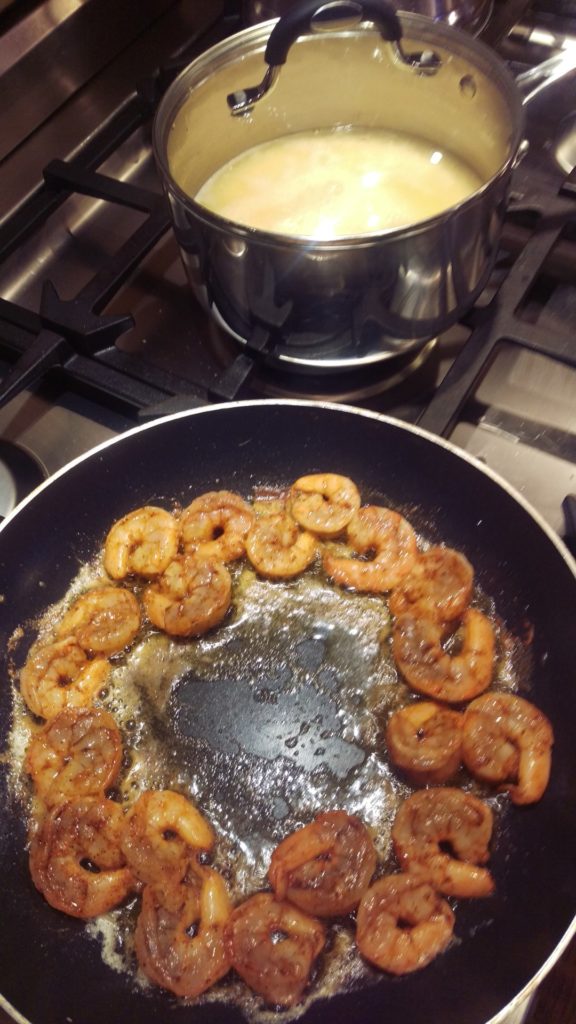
[486,916,576,1023]
[1,397,574,579]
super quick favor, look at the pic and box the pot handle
[227,0,441,115]
[514,50,576,106]
[264,0,401,67]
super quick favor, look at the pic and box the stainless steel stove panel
[450,344,576,534]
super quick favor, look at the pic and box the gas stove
[0,0,575,1021]
[0,0,575,536]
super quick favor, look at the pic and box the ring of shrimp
[392,608,495,703]
[180,490,254,562]
[389,546,474,623]
[386,701,463,785]
[19,637,110,720]
[323,505,418,593]
[143,553,232,637]
[462,692,554,804]
[135,868,232,998]
[392,787,495,898]
[356,873,455,975]
[29,796,136,918]
[120,790,215,891]
[245,514,317,579]
[25,706,123,808]
[268,810,377,917]
[288,473,361,539]
[226,893,325,1008]
[56,585,141,655]
[103,505,179,579]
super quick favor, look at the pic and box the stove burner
[209,299,431,374]
[248,340,439,401]
[203,312,438,401]
[0,440,47,519]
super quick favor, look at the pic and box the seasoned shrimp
[180,490,254,562]
[462,692,554,804]
[288,473,361,539]
[323,505,418,593]
[135,867,232,998]
[392,608,495,703]
[121,790,214,891]
[29,796,136,918]
[56,585,141,655]
[245,514,317,579]
[143,553,231,637]
[392,787,495,898]
[25,706,122,808]
[226,893,325,1008]
[389,546,474,623]
[386,701,463,784]
[103,505,179,579]
[19,637,110,720]
[356,873,454,975]
[268,810,376,917]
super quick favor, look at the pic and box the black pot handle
[228,0,439,115]
[264,0,402,67]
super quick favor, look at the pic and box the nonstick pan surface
[1,400,575,1024]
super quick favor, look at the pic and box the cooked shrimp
[462,692,554,804]
[56,585,141,655]
[143,553,231,637]
[103,505,179,579]
[392,787,495,898]
[25,706,122,808]
[386,701,463,784]
[121,790,214,892]
[392,608,495,703]
[19,637,110,720]
[135,867,232,998]
[180,490,254,562]
[268,810,377,917]
[288,473,361,539]
[29,796,136,918]
[245,514,317,579]
[226,893,325,1008]
[356,873,455,975]
[389,546,474,623]
[323,505,418,593]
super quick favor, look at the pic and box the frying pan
[1,399,575,1024]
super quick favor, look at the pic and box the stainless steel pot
[152,0,524,371]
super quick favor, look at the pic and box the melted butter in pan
[83,566,413,1011]
[8,542,526,1018]
[111,567,407,872]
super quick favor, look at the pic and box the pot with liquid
[153,0,524,370]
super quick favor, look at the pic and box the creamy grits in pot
[192,127,484,237]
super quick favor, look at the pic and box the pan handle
[227,0,441,116]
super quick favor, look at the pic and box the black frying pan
[1,400,575,1024]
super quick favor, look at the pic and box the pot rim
[152,12,525,247]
